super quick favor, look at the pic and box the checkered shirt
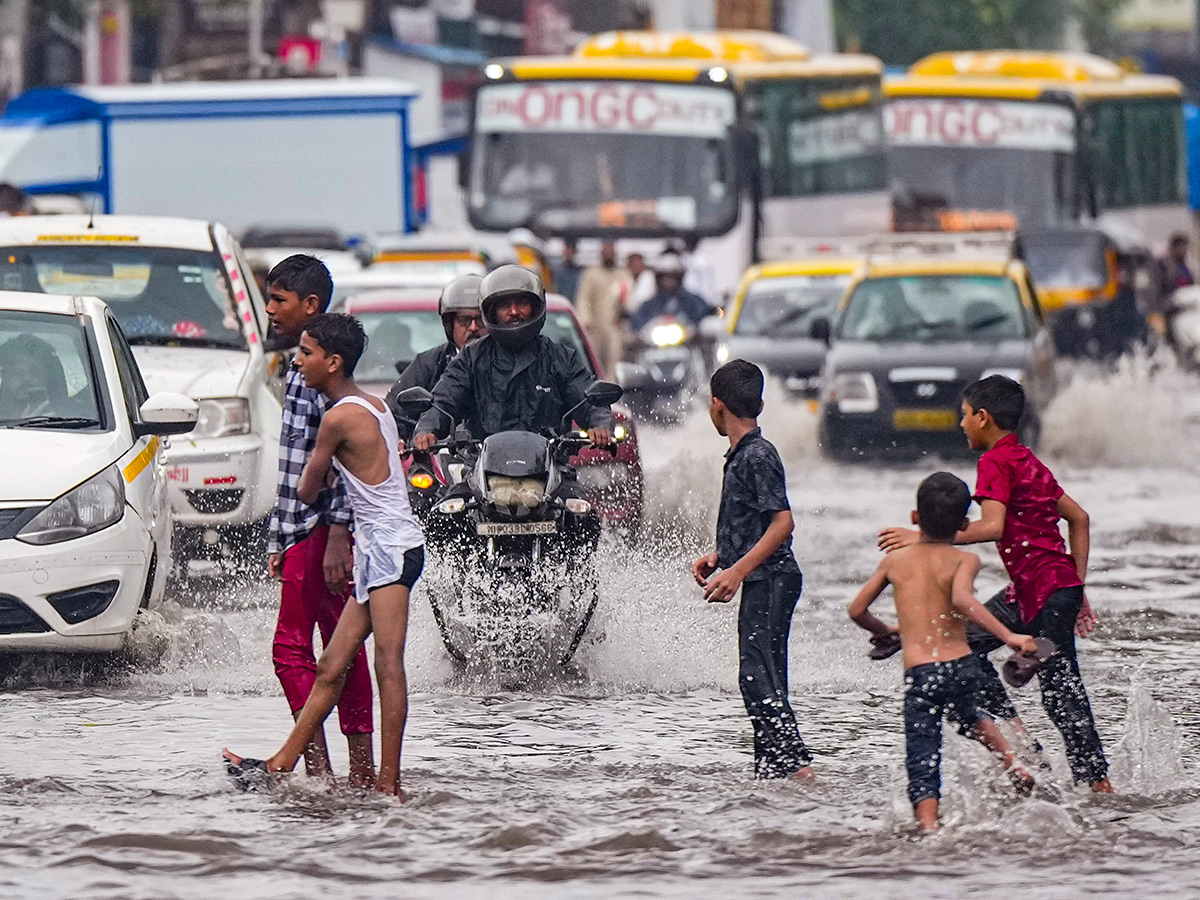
[267,366,352,554]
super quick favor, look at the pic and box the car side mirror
[584,380,623,407]
[810,317,832,345]
[393,386,434,417]
[136,392,199,436]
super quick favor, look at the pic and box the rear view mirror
[136,392,198,436]
[393,386,434,417]
[584,380,623,407]
[810,317,832,345]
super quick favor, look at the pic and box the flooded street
[5,358,1200,900]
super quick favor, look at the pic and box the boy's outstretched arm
[950,554,1036,654]
[298,412,344,506]
[1058,492,1097,636]
[848,561,895,637]
[702,509,792,602]
[878,500,1006,551]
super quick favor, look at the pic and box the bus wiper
[126,334,243,350]
[0,415,101,429]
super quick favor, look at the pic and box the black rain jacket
[413,334,614,440]
[386,342,457,440]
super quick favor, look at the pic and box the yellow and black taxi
[718,255,860,400]
[814,236,1057,459]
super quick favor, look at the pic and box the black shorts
[373,546,425,592]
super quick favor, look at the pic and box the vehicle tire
[819,419,860,462]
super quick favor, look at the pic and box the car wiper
[966,313,1011,331]
[126,334,244,350]
[0,415,101,429]
[762,306,813,332]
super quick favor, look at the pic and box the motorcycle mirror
[810,317,832,345]
[394,358,414,375]
[584,380,624,407]
[394,386,434,417]
[614,361,652,390]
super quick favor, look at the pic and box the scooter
[394,381,623,671]
[616,314,709,425]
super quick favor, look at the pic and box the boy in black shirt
[693,359,813,780]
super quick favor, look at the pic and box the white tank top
[329,395,423,552]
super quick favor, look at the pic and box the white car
[0,215,283,576]
[0,291,197,651]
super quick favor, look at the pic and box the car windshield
[0,310,103,428]
[1023,235,1109,289]
[0,246,246,350]
[353,309,595,383]
[736,274,850,337]
[839,275,1027,342]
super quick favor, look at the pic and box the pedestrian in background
[263,254,375,788]
[550,237,583,304]
[575,239,632,377]
[693,359,814,781]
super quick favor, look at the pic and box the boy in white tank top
[224,314,423,800]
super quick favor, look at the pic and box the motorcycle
[394,381,623,671]
[1169,284,1200,371]
[615,314,710,425]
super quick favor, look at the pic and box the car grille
[0,594,51,634]
[47,581,120,625]
[890,379,965,408]
[0,507,37,540]
[185,489,244,515]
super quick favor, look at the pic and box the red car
[341,289,645,534]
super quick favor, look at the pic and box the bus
[884,51,1188,251]
[464,30,888,300]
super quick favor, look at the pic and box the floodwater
[4,354,1200,900]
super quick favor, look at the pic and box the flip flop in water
[222,748,271,792]
[868,631,902,660]
[1001,637,1057,688]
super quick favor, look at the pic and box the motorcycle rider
[628,253,715,332]
[385,273,485,440]
[412,265,614,452]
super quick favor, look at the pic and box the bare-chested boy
[849,472,1038,832]
[224,314,424,799]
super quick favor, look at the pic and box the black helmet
[479,264,546,352]
[438,273,483,341]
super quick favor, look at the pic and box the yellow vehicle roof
[885,50,1181,101]
[504,30,881,83]
[860,259,1013,279]
[727,258,861,330]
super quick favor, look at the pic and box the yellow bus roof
[885,50,1181,101]
[503,30,881,83]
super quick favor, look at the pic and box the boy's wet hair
[917,472,971,540]
[962,374,1024,431]
[266,254,334,312]
[710,359,764,419]
[305,313,366,376]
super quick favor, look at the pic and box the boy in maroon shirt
[879,375,1111,792]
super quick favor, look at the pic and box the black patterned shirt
[716,428,800,582]
[266,366,352,554]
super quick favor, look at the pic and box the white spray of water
[1109,669,1190,793]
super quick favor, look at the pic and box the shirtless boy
[225,314,424,798]
[849,472,1037,832]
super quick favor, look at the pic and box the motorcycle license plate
[476,521,558,536]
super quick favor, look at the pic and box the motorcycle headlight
[829,372,878,414]
[488,475,547,509]
[649,323,687,347]
[715,342,730,365]
[18,465,125,545]
[192,398,251,439]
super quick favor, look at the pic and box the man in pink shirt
[879,375,1111,792]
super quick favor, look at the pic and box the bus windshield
[885,97,1076,231]
[469,81,738,236]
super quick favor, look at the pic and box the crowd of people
[216,252,1113,834]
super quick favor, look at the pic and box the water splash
[1109,669,1190,793]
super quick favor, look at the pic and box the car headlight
[829,372,879,414]
[715,342,730,365]
[18,465,125,545]
[192,398,251,439]
[649,323,687,347]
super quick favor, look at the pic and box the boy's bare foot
[375,779,405,803]
[914,798,939,832]
[791,765,816,782]
[1006,764,1035,797]
[1091,778,1114,793]
[347,733,376,789]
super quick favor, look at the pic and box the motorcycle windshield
[479,431,551,478]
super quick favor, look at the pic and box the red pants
[272,525,373,735]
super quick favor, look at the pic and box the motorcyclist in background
[627,253,715,333]
[412,265,614,451]
[386,273,485,441]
